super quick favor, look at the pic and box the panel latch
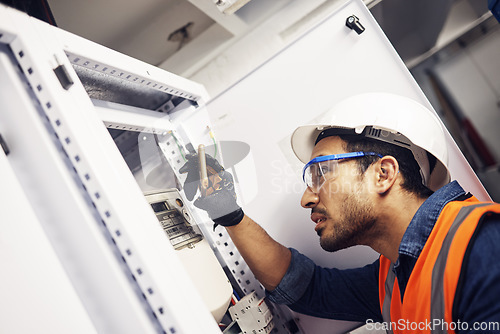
[53,64,74,90]
[346,15,365,34]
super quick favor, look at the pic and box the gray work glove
[179,152,244,229]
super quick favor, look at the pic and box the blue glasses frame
[302,151,383,188]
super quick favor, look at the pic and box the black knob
[346,15,365,35]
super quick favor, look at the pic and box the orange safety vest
[378,196,500,334]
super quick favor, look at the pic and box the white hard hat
[291,92,450,191]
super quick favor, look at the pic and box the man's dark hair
[337,134,436,198]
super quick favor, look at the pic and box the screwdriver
[198,144,209,192]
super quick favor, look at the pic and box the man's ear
[375,156,399,195]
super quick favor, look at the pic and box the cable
[232,289,241,301]
[170,131,186,162]
[208,127,217,158]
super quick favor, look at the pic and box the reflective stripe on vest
[379,199,500,334]
[429,203,491,333]
[382,264,396,334]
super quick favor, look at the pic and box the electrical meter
[145,189,203,250]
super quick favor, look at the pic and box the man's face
[301,136,377,252]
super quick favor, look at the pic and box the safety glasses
[302,152,383,192]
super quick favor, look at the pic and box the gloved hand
[179,152,244,229]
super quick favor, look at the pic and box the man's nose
[301,187,319,208]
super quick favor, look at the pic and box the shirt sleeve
[266,248,383,323]
[455,214,500,333]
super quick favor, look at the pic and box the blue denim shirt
[267,181,500,331]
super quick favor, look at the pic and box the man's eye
[319,165,330,174]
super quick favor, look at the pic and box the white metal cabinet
[0,4,220,334]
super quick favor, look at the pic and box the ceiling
[48,0,216,66]
[47,0,290,68]
[46,0,492,76]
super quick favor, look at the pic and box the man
[180,93,500,333]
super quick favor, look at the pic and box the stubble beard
[318,192,377,252]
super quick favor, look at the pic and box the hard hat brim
[291,125,324,163]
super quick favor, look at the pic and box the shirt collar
[398,181,466,259]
